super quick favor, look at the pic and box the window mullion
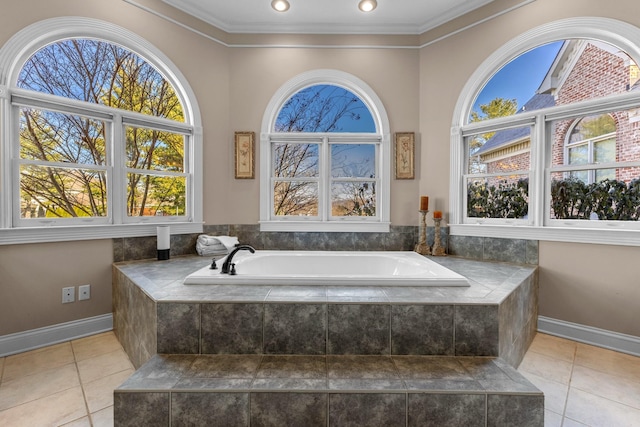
[531,115,545,227]
[111,114,124,225]
[321,136,330,222]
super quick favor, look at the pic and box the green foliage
[551,178,640,220]
[467,178,529,219]
[468,177,640,221]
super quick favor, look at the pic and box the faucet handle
[210,258,218,269]
[229,263,237,275]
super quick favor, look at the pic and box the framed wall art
[234,131,255,179]
[395,132,415,179]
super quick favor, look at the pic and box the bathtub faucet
[221,245,255,274]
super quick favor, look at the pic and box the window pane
[331,144,375,178]
[550,167,640,220]
[470,40,637,125]
[127,174,186,216]
[594,138,616,163]
[466,126,532,175]
[467,175,529,219]
[275,85,375,133]
[568,145,588,165]
[273,181,318,216]
[20,165,107,218]
[126,127,185,172]
[273,143,318,178]
[20,109,106,165]
[331,182,376,217]
[18,39,184,122]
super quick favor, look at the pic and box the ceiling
[161,0,497,35]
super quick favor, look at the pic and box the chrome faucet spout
[221,245,255,274]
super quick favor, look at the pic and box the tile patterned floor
[0,331,638,426]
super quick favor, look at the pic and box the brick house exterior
[475,40,640,182]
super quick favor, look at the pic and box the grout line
[70,338,94,426]
[559,341,578,427]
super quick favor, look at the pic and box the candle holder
[414,210,431,255]
[432,217,447,256]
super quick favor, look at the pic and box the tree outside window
[16,39,188,221]
[271,84,378,219]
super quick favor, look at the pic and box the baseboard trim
[538,316,640,357]
[0,314,113,357]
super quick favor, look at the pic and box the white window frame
[450,17,640,246]
[0,17,203,245]
[260,69,390,232]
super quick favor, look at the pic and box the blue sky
[472,41,564,114]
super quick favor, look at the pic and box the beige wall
[0,241,113,335]
[0,0,638,339]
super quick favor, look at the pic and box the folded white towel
[196,235,239,256]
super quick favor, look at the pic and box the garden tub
[183,250,469,287]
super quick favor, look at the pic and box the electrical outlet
[78,284,91,301]
[62,286,75,304]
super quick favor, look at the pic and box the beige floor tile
[91,405,114,427]
[562,418,590,427]
[575,343,640,383]
[518,350,574,385]
[0,362,80,411]
[571,364,640,410]
[77,349,134,384]
[0,385,87,427]
[0,357,5,379]
[2,342,74,382]
[72,332,124,362]
[60,416,92,426]
[83,368,134,413]
[565,388,640,427]
[543,410,563,427]
[518,371,568,415]
[528,333,577,363]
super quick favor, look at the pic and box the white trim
[259,69,390,233]
[450,224,640,247]
[538,316,640,357]
[0,314,113,357]
[129,0,535,45]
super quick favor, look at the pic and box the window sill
[0,222,203,245]
[260,220,390,233]
[450,223,640,247]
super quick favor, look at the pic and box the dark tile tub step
[114,354,544,426]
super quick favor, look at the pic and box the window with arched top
[260,70,390,232]
[565,114,617,184]
[0,18,203,244]
[452,18,640,244]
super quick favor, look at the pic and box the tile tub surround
[114,354,544,427]
[113,255,541,426]
[113,255,538,368]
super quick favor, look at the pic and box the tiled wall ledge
[112,224,538,266]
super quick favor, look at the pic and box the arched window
[0,18,202,243]
[565,114,617,184]
[260,70,390,232]
[451,18,640,244]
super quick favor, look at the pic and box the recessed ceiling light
[358,0,377,12]
[271,0,290,12]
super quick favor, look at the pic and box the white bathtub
[183,251,469,287]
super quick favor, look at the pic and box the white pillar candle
[157,226,170,260]
[157,226,170,250]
